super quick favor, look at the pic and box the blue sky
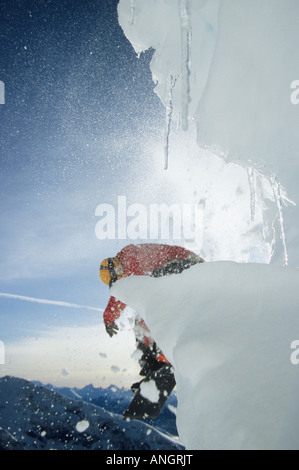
[0,0,166,388]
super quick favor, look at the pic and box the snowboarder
[99,243,204,419]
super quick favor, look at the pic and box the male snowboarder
[99,243,204,419]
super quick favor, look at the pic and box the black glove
[105,322,119,337]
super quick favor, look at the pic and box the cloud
[1,322,140,388]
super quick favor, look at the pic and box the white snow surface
[118,0,299,267]
[116,0,299,450]
[112,262,299,450]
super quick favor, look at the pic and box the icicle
[179,0,192,131]
[247,166,256,221]
[129,0,136,25]
[164,74,176,170]
[270,175,289,267]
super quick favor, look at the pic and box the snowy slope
[112,262,299,450]
[41,382,179,436]
[0,376,183,450]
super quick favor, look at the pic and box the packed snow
[112,262,299,450]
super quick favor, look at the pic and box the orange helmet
[99,257,124,287]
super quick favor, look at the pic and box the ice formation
[118,0,299,267]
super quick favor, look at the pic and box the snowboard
[122,364,176,420]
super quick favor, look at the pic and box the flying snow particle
[111,365,120,374]
[140,379,160,403]
[75,420,89,433]
[131,349,143,361]
[61,368,69,377]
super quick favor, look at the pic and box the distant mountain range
[41,381,179,436]
[0,376,184,450]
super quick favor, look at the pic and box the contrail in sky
[0,293,104,313]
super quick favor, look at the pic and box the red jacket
[103,243,196,326]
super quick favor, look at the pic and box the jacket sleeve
[103,296,126,326]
